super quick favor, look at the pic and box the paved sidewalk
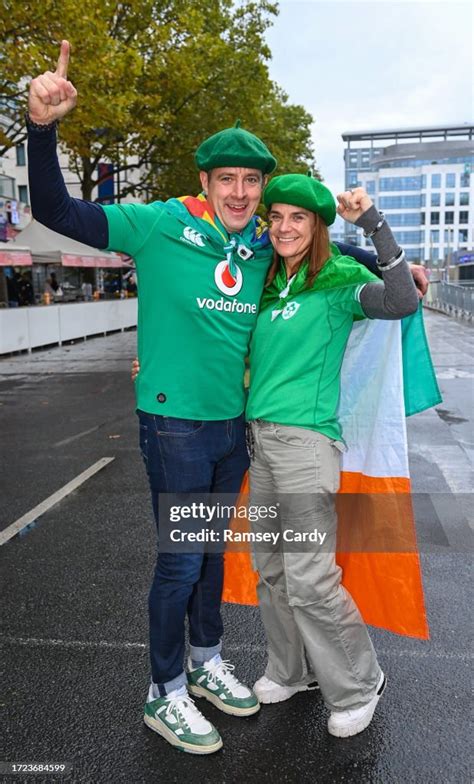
[0,311,471,783]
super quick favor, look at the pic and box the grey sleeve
[355,206,419,320]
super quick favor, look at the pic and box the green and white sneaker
[143,684,223,754]
[187,654,260,717]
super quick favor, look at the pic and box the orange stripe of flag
[222,471,429,639]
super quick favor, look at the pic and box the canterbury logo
[181,227,206,247]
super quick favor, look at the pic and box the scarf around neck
[164,192,270,276]
[259,244,378,314]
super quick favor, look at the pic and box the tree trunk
[80,156,95,201]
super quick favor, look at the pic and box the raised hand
[28,40,77,125]
[336,187,373,224]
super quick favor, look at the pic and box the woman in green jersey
[247,174,419,738]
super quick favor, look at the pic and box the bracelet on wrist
[25,112,57,132]
[376,249,405,271]
[363,211,385,238]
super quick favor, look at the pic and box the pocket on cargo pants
[279,432,343,607]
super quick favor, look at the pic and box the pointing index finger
[56,40,70,79]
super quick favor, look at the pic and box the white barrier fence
[0,299,138,355]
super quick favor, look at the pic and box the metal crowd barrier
[424,281,474,321]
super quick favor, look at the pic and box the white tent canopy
[0,220,126,268]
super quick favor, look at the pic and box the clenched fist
[336,187,373,224]
[28,40,77,125]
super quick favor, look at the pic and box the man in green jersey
[27,40,277,755]
[27,41,427,754]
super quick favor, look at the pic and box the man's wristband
[25,112,57,132]
[363,211,385,238]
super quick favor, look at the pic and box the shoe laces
[164,690,200,729]
[204,658,241,690]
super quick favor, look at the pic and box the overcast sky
[265,0,473,210]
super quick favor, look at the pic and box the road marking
[410,443,473,495]
[53,414,129,447]
[228,644,472,662]
[436,368,474,380]
[54,425,100,447]
[0,637,471,662]
[0,458,115,546]
[0,636,145,651]
[376,648,472,661]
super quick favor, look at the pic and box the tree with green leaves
[3,0,319,201]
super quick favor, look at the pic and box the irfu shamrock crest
[281,301,301,320]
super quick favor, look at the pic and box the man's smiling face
[200,167,265,233]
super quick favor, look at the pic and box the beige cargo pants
[249,420,382,712]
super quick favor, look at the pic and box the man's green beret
[195,121,277,174]
[263,172,337,226]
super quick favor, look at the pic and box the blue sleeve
[27,124,109,248]
[334,241,381,278]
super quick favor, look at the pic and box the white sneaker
[327,672,387,738]
[253,675,320,704]
[144,684,222,754]
[187,655,260,716]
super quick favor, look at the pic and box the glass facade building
[342,124,474,266]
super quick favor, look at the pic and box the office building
[341,124,473,266]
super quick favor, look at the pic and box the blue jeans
[138,411,249,696]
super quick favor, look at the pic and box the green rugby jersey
[246,259,372,441]
[104,201,271,419]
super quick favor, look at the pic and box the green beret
[263,173,336,226]
[195,121,277,174]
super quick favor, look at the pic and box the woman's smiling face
[268,203,316,265]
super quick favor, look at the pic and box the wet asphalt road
[0,311,472,784]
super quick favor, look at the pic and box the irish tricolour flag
[223,308,441,640]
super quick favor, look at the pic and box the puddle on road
[435,408,469,425]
